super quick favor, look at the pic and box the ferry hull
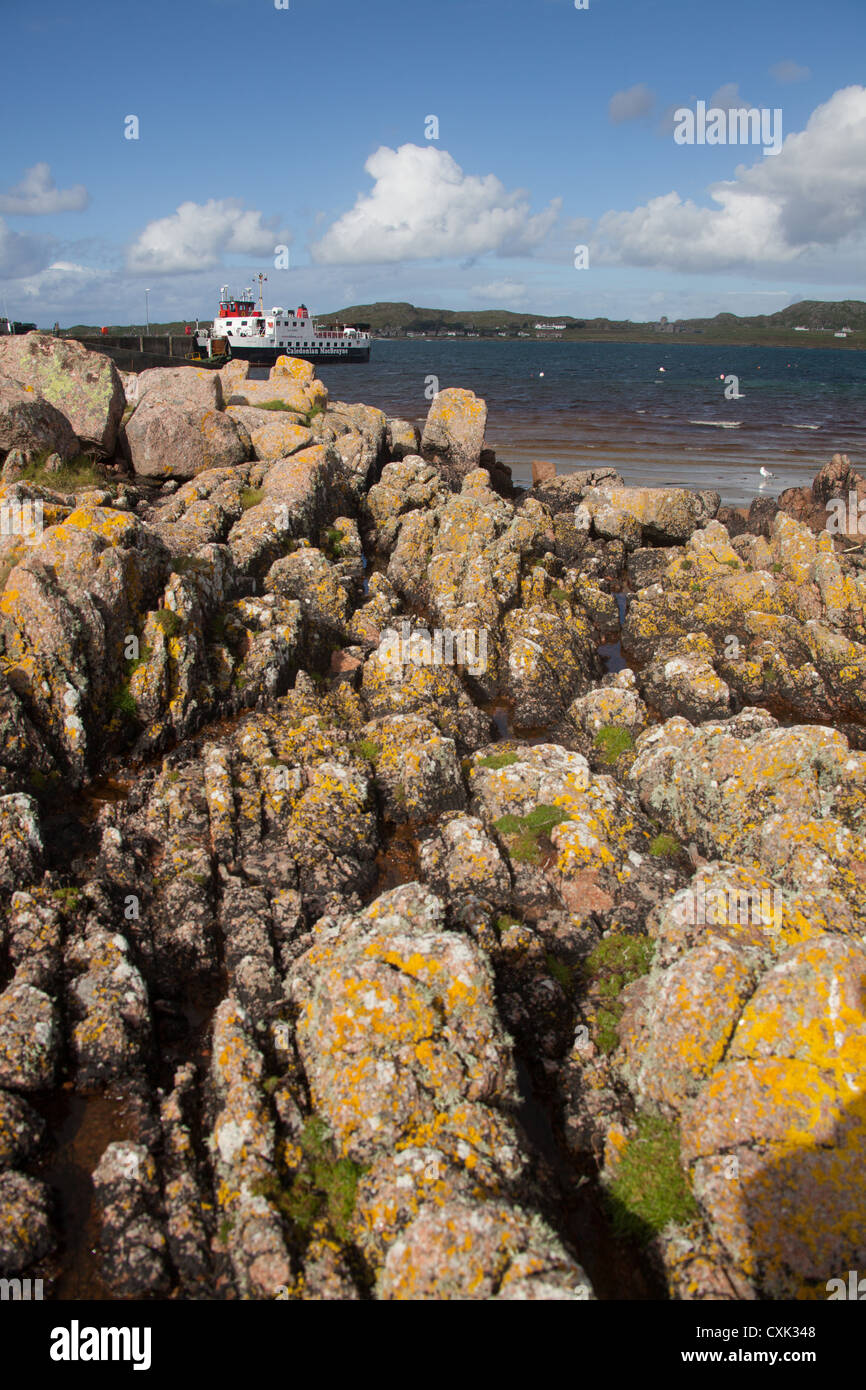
[226,344,371,365]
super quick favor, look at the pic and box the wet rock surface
[0,343,863,1300]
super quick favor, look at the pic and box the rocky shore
[0,332,864,1301]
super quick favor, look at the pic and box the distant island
[58,298,866,350]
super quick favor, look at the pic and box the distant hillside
[314,299,866,345]
[60,299,866,347]
[314,302,587,333]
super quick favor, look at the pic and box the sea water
[314,339,866,506]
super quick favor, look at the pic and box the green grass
[582,934,654,1055]
[51,886,81,913]
[493,803,571,864]
[110,682,138,721]
[679,558,693,571]
[257,399,295,412]
[649,832,680,858]
[594,725,635,765]
[240,486,265,510]
[549,585,571,604]
[495,914,522,934]
[255,1116,366,1244]
[21,452,107,492]
[771,562,784,574]
[476,751,519,770]
[28,768,61,795]
[546,952,575,991]
[153,608,182,638]
[350,738,380,761]
[605,1112,698,1241]
[323,526,344,559]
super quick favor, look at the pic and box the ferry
[192,285,371,365]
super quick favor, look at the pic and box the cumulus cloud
[0,163,89,216]
[609,84,655,124]
[771,60,811,83]
[310,145,560,265]
[127,199,283,274]
[0,219,55,279]
[596,85,866,273]
[471,279,529,304]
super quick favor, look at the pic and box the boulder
[581,485,719,548]
[288,883,517,1163]
[272,355,315,386]
[0,982,59,1090]
[378,1198,592,1300]
[265,546,350,638]
[362,712,466,822]
[218,357,250,400]
[0,1171,54,1272]
[386,418,420,461]
[136,365,223,411]
[421,388,488,487]
[0,1091,45,1170]
[0,375,79,461]
[0,333,124,455]
[224,378,320,414]
[124,396,249,479]
[249,418,313,461]
[531,459,557,485]
[0,505,170,783]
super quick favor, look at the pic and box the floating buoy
[658,366,665,373]
[539,371,544,377]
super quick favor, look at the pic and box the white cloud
[596,86,866,273]
[0,219,55,279]
[709,83,751,112]
[0,163,89,216]
[127,199,283,274]
[310,144,560,265]
[471,279,529,304]
[8,262,103,300]
[771,60,811,84]
[609,84,655,124]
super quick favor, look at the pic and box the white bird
[539,371,544,377]
[759,466,776,478]
[658,366,665,372]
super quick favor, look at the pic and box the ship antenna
[256,271,268,313]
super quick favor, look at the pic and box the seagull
[759,466,776,479]
[658,366,665,372]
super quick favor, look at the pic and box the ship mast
[255,272,268,313]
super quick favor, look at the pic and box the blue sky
[1,0,864,325]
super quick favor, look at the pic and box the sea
[311,339,866,506]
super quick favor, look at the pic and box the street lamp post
[145,289,150,335]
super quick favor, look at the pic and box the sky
[1,0,864,326]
